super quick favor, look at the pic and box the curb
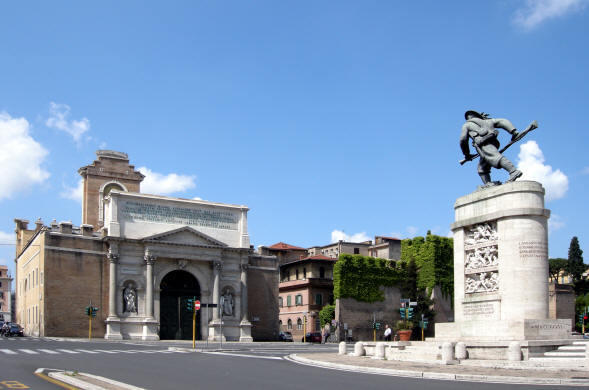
[35,368,145,390]
[286,355,589,386]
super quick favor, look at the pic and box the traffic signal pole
[193,307,196,349]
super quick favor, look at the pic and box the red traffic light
[584,315,588,320]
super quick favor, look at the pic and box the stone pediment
[141,227,227,247]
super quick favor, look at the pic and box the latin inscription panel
[463,300,500,320]
[518,241,548,260]
[120,201,239,231]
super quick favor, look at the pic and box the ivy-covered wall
[333,233,453,303]
[333,254,405,302]
[400,232,454,299]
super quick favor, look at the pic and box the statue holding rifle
[460,110,538,188]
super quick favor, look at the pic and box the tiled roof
[268,242,306,251]
[302,255,336,261]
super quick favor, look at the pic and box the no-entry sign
[194,300,201,311]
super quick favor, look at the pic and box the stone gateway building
[14,150,279,341]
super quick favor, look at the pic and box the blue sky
[1,1,588,280]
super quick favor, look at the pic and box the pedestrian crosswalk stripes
[18,349,38,354]
[0,348,183,355]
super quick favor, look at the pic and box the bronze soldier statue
[460,110,535,188]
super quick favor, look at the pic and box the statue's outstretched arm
[493,118,517,134]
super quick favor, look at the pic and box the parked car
[301,332,322,343]
[7,324,23,337]
[278,331,293,342]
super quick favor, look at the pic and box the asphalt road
[0,337,582,390]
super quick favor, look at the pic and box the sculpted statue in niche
[465,222,498,246]
[465,272,499,294]
[123,284,137,313]
[219,289,234,317]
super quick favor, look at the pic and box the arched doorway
[159,270,201,340]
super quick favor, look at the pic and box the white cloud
[513,0,587,29]
[61,179,83,203]
[45,102,90,144]
[406,226,419,236]
[330,230,370,243]
[138,167,196,195]
[548,214,565,232]
[517,140,568,201]
[0,112,50,200]
[0,230,13,244]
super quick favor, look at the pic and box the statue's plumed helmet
[464,110,485,120]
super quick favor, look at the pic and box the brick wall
[549,283,575,330]
[44,234,107,337]
[335,286,401,342]
[248,256,279,341]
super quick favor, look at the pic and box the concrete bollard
[372,342,385,360]
[585,343,589,360]
[441,342,454,364]
[353,342,365,357]
[455,342,467,360]
[507,341,522,361]
[338,341,347,355]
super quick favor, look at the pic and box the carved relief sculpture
[464,221,499,294]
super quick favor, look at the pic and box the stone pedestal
[436,181,572,341]
[104,317,123,340]
[208,320,227,342]
[141,318,159,341]
[239,320,253,342]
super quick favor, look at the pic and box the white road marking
[57,349,80,354]
[38,349,60,354]
[0,349,17,354]
[202,351,283,360]
[18,349,39,354]
[75,349,100,354]
[94,349,119,354]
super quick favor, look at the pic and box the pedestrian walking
[383,324,392,341]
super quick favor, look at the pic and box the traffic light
[408,307,414,319]
[399,308,405,319]
[85,306,91,316]
[579,313,584,323]
[186,298,194,312]
[91,307,98,317]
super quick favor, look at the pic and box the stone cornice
[451,208,550,231]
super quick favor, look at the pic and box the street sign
[409,301,417,307]
[195,300,201,311]
[400,298,410,304]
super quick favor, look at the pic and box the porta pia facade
[14,150,279,341]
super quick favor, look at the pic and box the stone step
[543,351,586,357]
[572,341,589,346]
[529,357,587,363]
[557,346,586,352]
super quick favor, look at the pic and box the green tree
[548,258,568,283]
[567,237,585,283]
[319,304,336,328]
